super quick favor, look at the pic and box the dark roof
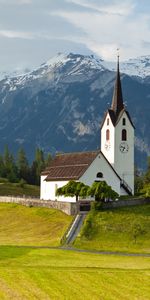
[42,151,99,181]
[111,56,124,116]
[101,56,134,129]
[115,109,135,128]
[101,108,135,129]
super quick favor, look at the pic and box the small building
[40,56,134,202]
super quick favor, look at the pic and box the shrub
[91,201,102,211]
[18,179,26,188]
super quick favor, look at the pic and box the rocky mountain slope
[0,53,150,170]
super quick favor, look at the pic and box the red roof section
[41,151,99,181]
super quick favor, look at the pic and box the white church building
[40,57,135,202]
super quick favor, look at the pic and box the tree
[87,181,118,202]
[144,156,150,184]
[141,183,150,198]
[17,148,29,182]
[3,146,18,182]
[0,155,5,178]
[45,152,52,167]
[56,180,89,201]
[134,165,144,195]
[56,180,118,203]
[79,185,90,198]
[31,148,45,185]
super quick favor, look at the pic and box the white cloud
[0,30,34,39]
[50,4,150,60]
[66,0,135,16]
[0,0,150,71]
[0,0,31,4]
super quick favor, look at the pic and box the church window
[107,118,109,125]
[97,172,103,178]
[106,129,110,140]
[123,118,126,125]
[122,129,127,141]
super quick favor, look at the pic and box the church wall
[80,153,126,196]
[101,112,115,164]
[40,176,76,202]
[114,111,134,194]
[40,175,48,199]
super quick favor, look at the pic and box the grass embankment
[0,246,149,300]
[74,204,150,254]
[0,203,72,246]
[0,203,149,299]
[0,178,40,197]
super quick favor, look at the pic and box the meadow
[0,203,149,299]
[74,204,150,253]
[0,203,72,246]
[0,246,149,300]
[0,179,40,197]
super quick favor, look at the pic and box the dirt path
[9,245,150,257]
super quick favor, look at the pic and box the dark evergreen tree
[30,148,45,185]
[0,145,52,186]
[3,146,18,182]
[0,155,5,178]
[17,148,30,182]
[45,152,52,167]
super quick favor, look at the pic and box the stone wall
[0,196,78,215]
[102,197,150,209]
[0,195,149,215]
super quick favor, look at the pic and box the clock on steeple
[101,54,135,195]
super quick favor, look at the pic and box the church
[40,56,135,202]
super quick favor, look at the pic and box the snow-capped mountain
[0,53,149,169]
[102,55,150,78]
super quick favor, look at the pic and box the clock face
[105,141,111,151]
[119,142,129,153]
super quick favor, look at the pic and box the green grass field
[0,246,149,300]
[0,203,72,246]
[74,204,150,253]
[0,180,40,197]
[0,203,149,299]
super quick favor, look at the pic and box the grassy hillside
[0,246,149,300]
[74,204,150,254]
[0,203,149,299]
[0,203,72,246]
[0,179,40,197]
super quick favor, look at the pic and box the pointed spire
[111,52,124,116]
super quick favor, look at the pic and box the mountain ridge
[1,52,150,81]
[0,53,150,170]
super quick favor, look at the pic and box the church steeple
[111,54,124,116]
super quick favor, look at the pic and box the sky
[0,0,150,72]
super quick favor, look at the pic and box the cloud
[66,0,135,16]
[0,0,32,4]
[0,0,150,72]
[50,1,150,60]
[0,30,34,39]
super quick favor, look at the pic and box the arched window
[122,129,127,141]
[107,118,109,125]
[106,129,110,141]
[122,118,126,125]
[97,172,103,178]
